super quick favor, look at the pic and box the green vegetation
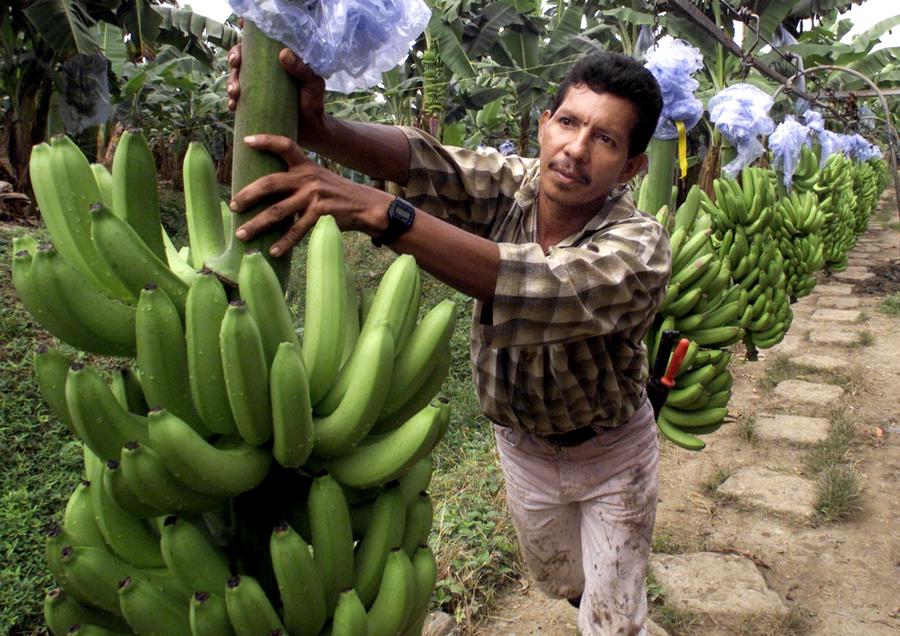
[878,292,900,317]
[807,411,863,523]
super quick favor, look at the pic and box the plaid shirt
[397,128,671,435]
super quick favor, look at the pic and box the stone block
[754,413,831,445]
[717,466,818,517]
[811,308,865,323]
[773,379,845,407]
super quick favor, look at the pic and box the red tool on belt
[647,332,691,420]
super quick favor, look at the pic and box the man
[228,48,668,635]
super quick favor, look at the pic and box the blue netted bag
[843,133,881,162]
[802,109,841,166]
[227,0,431,93]
[644,38,704,140]
[769,116,811,189]
[708,83,775,178]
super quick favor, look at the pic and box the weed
[700,465,732,499]
[878,292,900,317]
[651,527,684,555]
[806,411,857,474]
[854,311,869,323]
[645,571,699,635]
[815,465,863,522]
[855,330,875,347]
[733,605,812,635]
[738,414,758,445]
[759,354,796,394]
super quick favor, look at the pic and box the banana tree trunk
[208,21,298,288]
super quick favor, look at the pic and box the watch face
[395,205,415,224]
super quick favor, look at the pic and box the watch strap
[371,196,416,247]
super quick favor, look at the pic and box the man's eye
[595,132,611,143]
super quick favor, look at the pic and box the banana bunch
[646,186,740,450]
[20,132,456,635]
[770,189,825,300]
[850,159,882,234]
[788,144,820,192]
[814,152,858,272]
[656,346,734,451]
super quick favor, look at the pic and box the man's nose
[565,130,590,162]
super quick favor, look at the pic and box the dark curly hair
[549,51,663,158]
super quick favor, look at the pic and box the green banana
[220,300,272,445]
[90,203,189,317]
[136,284,207,435]
[332,589,369,636]
[664,383,706,409]
[398,455,434,503]
[117,575,191,636]
[270,341,314,469]
[148,408,271,497]
[339,258,361,370]
[353,485,406,607]
[237,249,299,367]
[660,404,728,428]
[29,243,137,356]
[704,389,731,409]
[303,215,348,405]
[669,252,716,289]
[673,184,705,232]
[185,270,237,435]
[372,347,450,434]
[401,545,439,636]
[90,163,114,210]
[309,474,355,613]
[110,366,149,416]
[111,129,166,261]
[89,459,165,568]
[190,592,236,636]
[34,346,78,437]
[46,527,82,602]
[367,548,415,636]
[381,299,456,419]
[59,544,134,614]
[681,326,743,347]
[672,228,712,273]
[663,287,703,318]
[400,492,433,556]
[656,415,705,451]
[696,299,742,329]
[160,516,232,598]
[312,320,395,458]
[65,362,151,459]
[324,402,445,489]
[62,481,108,552]
[11,249,109,355]
[162,229,202,285]
[182,142,226,268]
[30,138,134,301]
[119,441,224,514]
[225,575,286,636]
[44,587,131,636]
[270,522,327,636]
[666,227,686,268]
[102,460,159,518]
[394,260,422,355]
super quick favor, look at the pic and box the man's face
[538,84,645,214]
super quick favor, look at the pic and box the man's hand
[227,44,330,148]
[229,134,392,257]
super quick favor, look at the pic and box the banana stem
[209,21,299,289]
[638,137,677,217]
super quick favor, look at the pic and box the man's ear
[617,153,648,184]
[537,110,551,145]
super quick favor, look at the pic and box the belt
[543,426,599,447]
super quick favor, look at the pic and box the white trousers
[493,399,659,636]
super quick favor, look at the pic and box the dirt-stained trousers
[493,397,660,636]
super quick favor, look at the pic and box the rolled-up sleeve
[479,216,671,348]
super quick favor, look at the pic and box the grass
[0,219,522,634]
[738,414,758,445]
[700,465,732,499]
[759,354,796,395]
[878,292,900,316]
[732,606,812,635]
[855,330,875,347]
[645,571,699,635]
[806,411,864,523]
[758,353,867,397]
[651,526,685,555]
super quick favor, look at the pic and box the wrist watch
[371,196,416,247]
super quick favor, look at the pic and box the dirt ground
[473,191,900,636]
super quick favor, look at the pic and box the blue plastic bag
[769,116,810,189]
[802,109,841,167]
[644,38,704,140]
[842,133,881,162]
[227,0,431,93]
[708,83,775,178]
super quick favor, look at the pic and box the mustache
[548,159,590,185]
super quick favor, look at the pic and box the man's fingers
[227,43,241,68]
[242,134,308,168]
[234,193,309,245]
[229,171,302,214]
[269,215,317,257]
